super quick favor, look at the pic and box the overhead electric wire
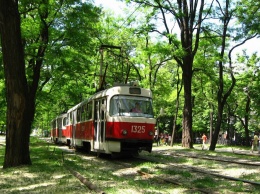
[108,3,141,39]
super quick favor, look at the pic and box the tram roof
[91,85,152,99]
[67,85,152,112]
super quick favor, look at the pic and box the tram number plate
[131,125,145,133]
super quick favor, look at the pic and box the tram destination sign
[129,87,141,94]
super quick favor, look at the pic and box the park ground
[0,135,259,193]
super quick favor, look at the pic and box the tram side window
[62,117,67,128]
[86,102,92,120]
[58,118,62,129]
[69,113,72,124]
[81,105,86,122]
[110,98,117,116]
[101,99,106,119]
[68,113,70,125]
[52,121,56,129]
[77,108,81,122]
[68,114,70,124]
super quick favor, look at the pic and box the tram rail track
[161,151,260,166]
[55,147,214,193]
[97,155,213,194]
[47,141,260,193]
[136,170,211,194]
[79,151,260,193]
[136,155,260,186]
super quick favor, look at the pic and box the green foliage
[1,0,260,140]
[236,0,260,34]
[232,52,260,134]
[41,0,260,139]
[15,0,102,129]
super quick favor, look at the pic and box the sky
[94,0,259,56]
[94,0,125,15]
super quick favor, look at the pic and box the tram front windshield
[110,95,154,118]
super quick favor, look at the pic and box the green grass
[0,137,260,193]
[0,137,89,193]
[192,176,217,188]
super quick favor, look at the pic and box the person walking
[258,133,260,154]
[164,133,169,146]
[168,135,172,146]
[251,132,259,153]
[202,133,207,150]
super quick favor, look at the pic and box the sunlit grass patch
[190,158,216,168]
[239,172,260,182]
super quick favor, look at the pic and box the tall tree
[0,0,100,168]
[209,0,257,150]
[192,35,220,143]
[127,0,207,147]
[173,0,205,148]
[0,0,31,167]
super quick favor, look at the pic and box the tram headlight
[149,131,154,136]
[122,129,128,135]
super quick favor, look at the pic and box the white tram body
[52,85,156,154]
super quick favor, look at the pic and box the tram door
[94,98,106,150]
[71,110,77,148]
[58,118,62,142]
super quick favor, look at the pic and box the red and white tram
[51,84,156,155]
[50,113,67,144]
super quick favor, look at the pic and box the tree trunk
[0,0,32,168]
[209,1,236,151]
[181,60,193,148]
[210,103,224,150]
[176,0,204,148]
[209,103,214,144]
[170,65,182,146]
[244,93,250,146]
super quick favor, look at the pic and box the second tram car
[50,113,67,144]
[51,84,156,155]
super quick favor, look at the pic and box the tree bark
[0,0,32,167]
[170,65,182,146]
[181,57,193,147]
[174,0,204,148]
[244,93,251,146]
[209,1,236,151]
